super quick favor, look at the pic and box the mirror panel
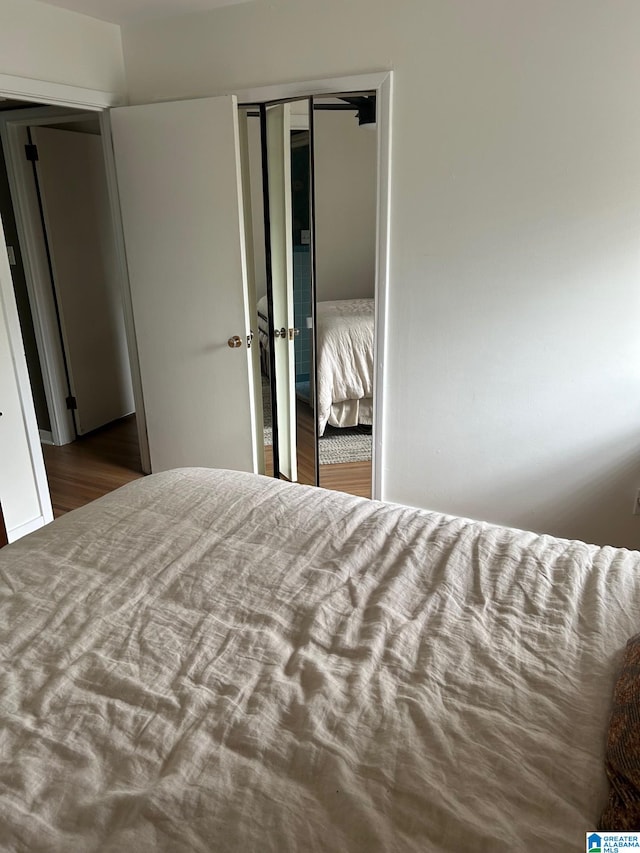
[289,100,317,486]
[243,98,317,484]
[265,102,297,482]
[238,105,271,474]
[313,95,377,497]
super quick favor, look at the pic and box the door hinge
[66,395,77,411]
[24,144,39,162]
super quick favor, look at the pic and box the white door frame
[0,77,130,536]
[1,108,92,446]
[0,84,151,480]
[233,71,392,500]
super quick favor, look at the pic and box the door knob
[227,335,242,348]
[274,327,286,338]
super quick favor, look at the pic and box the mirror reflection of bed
[258,296,373,496]
[313,96,377,497]
[246,93,377,499]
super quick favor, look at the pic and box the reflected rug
[261,378,371,464]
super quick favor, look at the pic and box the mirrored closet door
[241,92,378,499]
[242,98,318,487]
[264,99,317,487]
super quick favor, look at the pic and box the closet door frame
[237,71,392,500]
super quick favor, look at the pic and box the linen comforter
[0,468,636,851]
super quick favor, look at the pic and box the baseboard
[7,514,47,543]
[39,429,54,445]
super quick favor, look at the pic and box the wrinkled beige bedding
[0,468,636,851]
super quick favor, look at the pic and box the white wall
[314,109,377,302]
[0,0,125,94]
[121,0,640,549]
[0,0,126,538]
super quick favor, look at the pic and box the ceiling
[34,0,254,25]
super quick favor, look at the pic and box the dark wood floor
[43,406,371,520]
[43,415,144,518]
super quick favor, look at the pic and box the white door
[31,126,135,436]
[110,96,257,473]
[266,104,297,482]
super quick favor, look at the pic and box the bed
[0,467,635,850]
[257,296,374,435]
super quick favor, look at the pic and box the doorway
[0,102,144,516]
